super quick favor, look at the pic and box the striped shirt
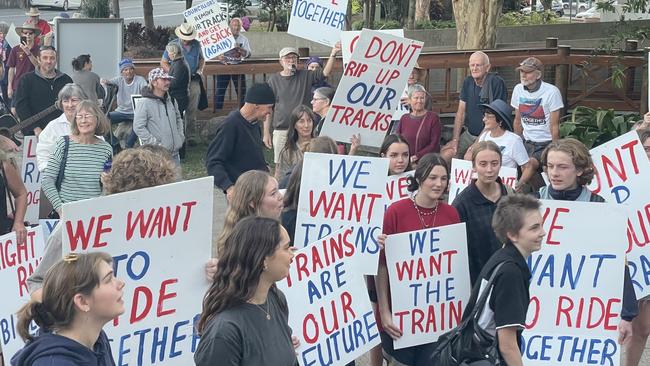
[42,137,113,210]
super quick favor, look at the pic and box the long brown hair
[197,216,282,333]
[16,252,113,341]
[216,170,271,255]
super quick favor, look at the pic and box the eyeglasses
[282,55,298,61]
[312,97,326,101]
[22,32,35,36]
[75,114,96,121]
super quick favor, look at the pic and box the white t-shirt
[510,81,563,142]
[479,130,529,169]
[110,75,148,114]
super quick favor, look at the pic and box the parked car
[29,0,81,11]
[574,6,601,21]
[563,1,591,13]
[522,1,565,16]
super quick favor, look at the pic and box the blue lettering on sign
[328,159,371,189]
[346,82,397,110]
[628,254,650,293]
[292,0,346,30]
[23,161,41,183]
[611,185,630,204]
[521,334,617,365]
[204,38,233,59]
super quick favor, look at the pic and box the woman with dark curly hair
[195,216,296,366]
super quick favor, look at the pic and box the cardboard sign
[21,136,41,223]
[278,228,381,366]
[384,223,471,349]
[447,158,518,204]
[183,0,235,60]
[0,227,46,365]
[61,177,213,365]
[294,152,388,274]
[522,200,626,365]
[39,219,59,243]
[320,29,423,148]
[288,0,349,46]
[385,170,413,210]
[587,131,650,299]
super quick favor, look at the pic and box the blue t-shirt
[163,39,202,74]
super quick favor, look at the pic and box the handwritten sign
[61,177,213,365]
[384,223,470,349]
[39,219,59,243]
[21,136,41,223]
[522,200,626,365]
[278,228,381,366]
[447,158,518,204]
[0,227,45,365]
[587,131,650,299]
[183,0,235,60]
[294,152,388,274]
[288,0,349,46]
[320,29,423,148]
[385,170,413,210]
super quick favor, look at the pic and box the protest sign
[447,158,518,203]
[183,0,235,60]
[278,228,381,366]
[288,0,348,46]
[39,219,59,243]
[522,200,626,365]
[0,227,45,365]
[294,152,388,274]
[587,131,650,299]
[21,136,41,223]
[320,29,423,148]
[385,170,413,210]
[384,223,470,349]
[61,177,213,365]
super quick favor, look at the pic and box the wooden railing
[134,40,648,118]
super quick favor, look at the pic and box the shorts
[524,139,551,163]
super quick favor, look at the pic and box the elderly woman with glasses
[41,100,112,217]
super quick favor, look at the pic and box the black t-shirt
[459,74,508,136]
[194,288,296,366]
[463,244,531,341]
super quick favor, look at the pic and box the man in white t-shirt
[510,57,563,172]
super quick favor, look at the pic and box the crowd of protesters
[1,10,650,366]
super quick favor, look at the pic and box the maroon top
[6,44,39,92]
[396,111,441,160]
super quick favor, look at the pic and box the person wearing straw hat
[25,7,51,44]
[6,22,40,104]
[160,22,204,136]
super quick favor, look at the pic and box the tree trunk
[345,0,353,30]
[415,0,430,22]
[143,0,154,30]
[368,0,376,28]
[110,0,119,18]
[185,0,192,10]
[452,0,503,50]
[407,0,416,29]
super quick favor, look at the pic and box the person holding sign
[215,170,284,255]
[536,138,638,353]
[456,194,544,366]
[263,43,339,163]
[464,99,535,191]
[377,153,460,364]
[195,216,296,366]
[12,252,125,366]
[452,141,512,285]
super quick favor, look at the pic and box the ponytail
[16,301,56,341]
[71,54,91,71]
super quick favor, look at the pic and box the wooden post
[555,45,571,115]
[546,37,559,83]
[641,47,650,115]
[624,39,638,95]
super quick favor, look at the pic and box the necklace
[412,195,439,229]
[250,301,271,320]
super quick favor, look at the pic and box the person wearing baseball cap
[264,42,340,165]
[101,58,148,149]
[133,67,185,168]
[206,83,276,200]
[161,22,204,136]
[511,56,564,189]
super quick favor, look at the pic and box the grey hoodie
[133,86,185,152]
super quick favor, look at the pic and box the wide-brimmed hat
[15,22,41,37]
[175,23,196,41]
[25,7,40,16]
[480,99,514,131]
[516,57,543,73]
